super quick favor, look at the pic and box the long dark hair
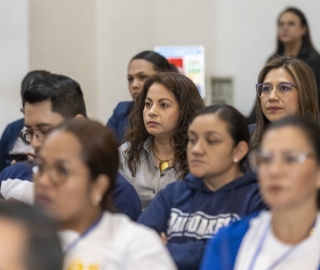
[124,72,205,179]
[130,50,177,72]
[250,56,319,151]
[274,7,316,56]
[189,104,250,173]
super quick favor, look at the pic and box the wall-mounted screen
[154,46,205,98]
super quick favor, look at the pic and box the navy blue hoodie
[138,171,266,270]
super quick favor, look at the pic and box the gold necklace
[153,151,174,173]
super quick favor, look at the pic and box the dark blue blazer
[107,101,133,143]
[0,118,24,173]
[0,161,141,221]
[248,123,256,134]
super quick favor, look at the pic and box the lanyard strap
[249,219,316,270]
[248,220,270,270]
[63,214,103,256]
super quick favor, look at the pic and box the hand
[160,232,168,245]
[7,197,23,203]
[10,152,36,165]
[25,152,36,160]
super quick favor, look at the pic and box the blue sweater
[106,101,133,143]
[200,212,259,270]
[138,172,266,270]
[0,118,24,172]
[0,161,141,220]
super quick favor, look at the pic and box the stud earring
[233,158,238,163]
[92,195,102,207]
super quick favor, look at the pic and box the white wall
[96,0,156,121]
[0,1,28,133]
[97,0,320,120]
[210,0,320,115]
[3,0,320,133]
[29,0,97,119]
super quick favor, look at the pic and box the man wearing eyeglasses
[0,70,51,173]
[0,74,141,220]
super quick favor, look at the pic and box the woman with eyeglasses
[248,7,320,124]
[201,115,320,270]
[138,104,266,270]
[34,119,176,270]
[250,56,319,151]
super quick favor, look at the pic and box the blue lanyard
[248,219,316,270]
[63,214,103,256]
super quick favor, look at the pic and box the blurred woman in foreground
[34,119,176,270]
[201,115,320,270]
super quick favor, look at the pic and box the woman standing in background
[272,7,320,92]
[248,7,320,123]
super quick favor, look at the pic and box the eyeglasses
[19,130,31,145]
[24,127,53,144]
[249,150,315,172]
[32,162,71,186]
[256,82,297,99]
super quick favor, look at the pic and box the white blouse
[59,212,177,270]
[235,211,320,270]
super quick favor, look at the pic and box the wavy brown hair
[124,72,205,179]
[250,56,319,151]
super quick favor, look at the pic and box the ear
[232,141,249,163]
[90,174,110,204]
[315,168,320,189]
[301,25,307,36]
[73,114,85,120]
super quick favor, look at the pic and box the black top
[296,42,320,101]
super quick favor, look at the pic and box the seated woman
[138,104,266,270]
[107,50,177,143]
[201,115,320,270]
[34,119,176,270]
[250,56,319,150]
[119,72,204,210]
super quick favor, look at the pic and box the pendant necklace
[153,150,174,173]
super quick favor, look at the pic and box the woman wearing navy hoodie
[138,104,266,270]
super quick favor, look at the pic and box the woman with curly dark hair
[107,50,177,143]
[119,72,205,210]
